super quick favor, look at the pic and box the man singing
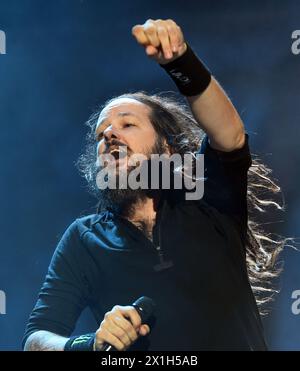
[23,19,282,351]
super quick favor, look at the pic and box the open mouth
[108,147,128,160]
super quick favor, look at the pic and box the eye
[123,122,135,128]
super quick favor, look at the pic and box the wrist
[159,42,212,97]
[64,333,96,351]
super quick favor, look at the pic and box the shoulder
[74,214,103,235]
[199,133,252,168]
[55,213,106,255]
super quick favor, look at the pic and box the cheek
[132,130,157,153]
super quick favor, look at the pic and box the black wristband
[64,333,95,351]
[159,43,211,96]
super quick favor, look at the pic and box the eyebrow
[97,112,139,128]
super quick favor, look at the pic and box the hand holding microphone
[94,296,155,351]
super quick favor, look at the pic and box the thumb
[138,324,150,336]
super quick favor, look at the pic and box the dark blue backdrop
[0,0,299,350]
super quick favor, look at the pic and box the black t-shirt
[23,134,268,351]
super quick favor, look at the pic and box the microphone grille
[132,296,156,323]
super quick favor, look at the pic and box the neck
[127,193,161,240]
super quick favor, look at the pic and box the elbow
[23,330,68,351]
[232,128,246,150]
[223,118,246,151]
[224,111,246,150]
[208,110,246,152]
[210,128,246,152]
[23,333,36,351]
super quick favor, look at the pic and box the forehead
[96,98,150,128]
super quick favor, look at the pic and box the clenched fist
[94,304,150,351]
[132,18,187,65]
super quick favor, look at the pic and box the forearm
[24,330,68,351]
[186,77,245,152]
[132,18,246,152]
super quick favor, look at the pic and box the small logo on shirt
[0,30,6,55]
[0,290,6,315]
[291,30,300,55]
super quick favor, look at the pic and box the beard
[96,137,166,217]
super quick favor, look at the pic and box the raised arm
[132,18,245,151]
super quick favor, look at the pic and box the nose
[103,125,119,143]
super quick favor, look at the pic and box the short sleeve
[22,221,89,348]
[199,133,252,232]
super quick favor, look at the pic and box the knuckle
[145,26,156,35]
[134,315,142,326]
[156,19,164,26]
[104,312,110,320]
[157,26,166,34]
[166,24,174,32]
[115,327,124,337]
[125,306,135,313]
[166,18,173,23]
[120,333,129,343]
[100,321,109,333]
[145,18,154,26]
[124,322,133,332]
[129,311,141,324]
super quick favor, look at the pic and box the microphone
[102,296,155,351]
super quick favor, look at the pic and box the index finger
[131,25,149,46]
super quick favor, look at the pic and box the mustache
[103,139,131,155]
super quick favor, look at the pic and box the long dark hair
[77,91,292,313]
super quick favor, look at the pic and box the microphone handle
[98,296,154,351]
[103,343,115,351]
